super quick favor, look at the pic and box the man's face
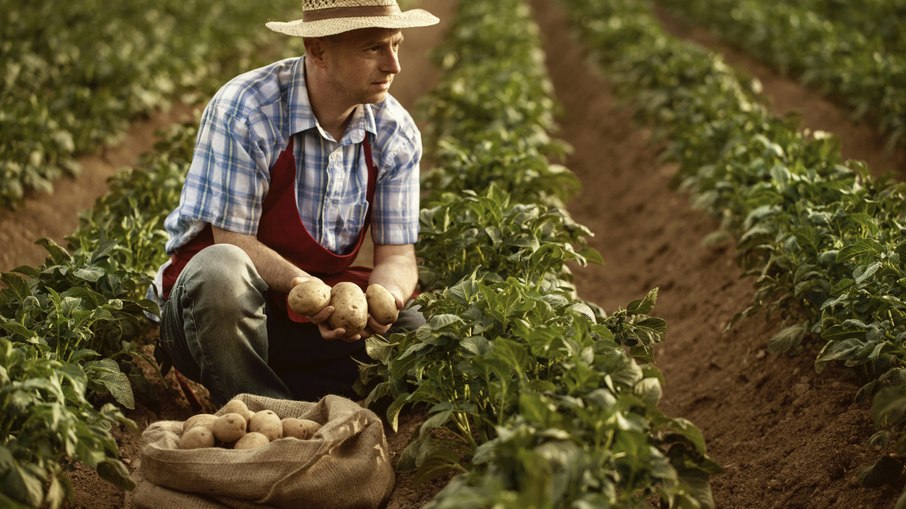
[321,28,404,105]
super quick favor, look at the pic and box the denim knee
[185,244,268,313]
[161,243,289,404]
[390,303,426,334]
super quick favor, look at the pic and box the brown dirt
[529,1,904,508]
[652,6,906,181]
[0,104,199,274]
[4,0,902,508]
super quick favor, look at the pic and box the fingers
[368,316,392,335]
[309,305,335,324]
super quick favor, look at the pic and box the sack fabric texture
[126,393,395,508]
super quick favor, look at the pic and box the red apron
[161,134,377,322]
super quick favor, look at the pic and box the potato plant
[418,2,577,209]
[361,277,714,506]
[564,0,906,495]
[357,0,719,506]
[0,0,302,496]
[654,0,906,149]
[0,338,134,508]
[417,185,602,293]
[0,0,302,207]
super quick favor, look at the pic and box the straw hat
[266,0,439,38]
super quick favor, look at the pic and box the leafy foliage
[419,1,578,208]
[0,1,304,503]
[358,0,719,506]
[564,0,906,495]
[0,0,301,207]
[417,185,602,293]
[0,338,134,508]
[362,278,716,507]
[655,0,906,150]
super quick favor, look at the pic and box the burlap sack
[127,393,395,509]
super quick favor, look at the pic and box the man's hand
[308,305,362,342]
[360,315,393,339]
[289,276,359,341]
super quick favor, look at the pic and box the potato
[366,284,399,325]
[328,282,368,336]
[249,410,283,441]
[221,399,254,423]
[281,417,321,440]
[212,413,247,443]
[179,426,215,449]
[234,431,270,450]
[183,413,217,434]
[288,279,331,316]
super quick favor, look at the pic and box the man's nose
[382,50,401,74]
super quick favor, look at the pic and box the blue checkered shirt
[162,56,421,257]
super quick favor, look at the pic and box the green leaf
[96,460,136,491]
[412,440,463,486]
[627,288,659,315]
[428,314,465,329]
[855,262,881,285]
[386,394,410,432]
[835,238,882,263]
[767,324,807,353]
[872,385,906,428]
[859,456,903,488]
[85,359,135,409]
[73,266,106,283]
[633,377,662,406]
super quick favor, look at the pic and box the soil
[3,0,903,507]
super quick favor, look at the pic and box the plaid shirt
[163,56,421,256]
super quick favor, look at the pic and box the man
[151,0,439,406]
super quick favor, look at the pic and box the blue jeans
[158,244,424,406]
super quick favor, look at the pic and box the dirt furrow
[529,0,901,507]
[0,104,199,274]
[654,6,906,181]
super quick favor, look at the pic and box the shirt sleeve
[178,101,270,235]
[371,122,421,245]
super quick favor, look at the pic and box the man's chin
[362,90,391,105]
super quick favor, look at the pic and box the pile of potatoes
[288,281,398,337]
[178,399,321,450]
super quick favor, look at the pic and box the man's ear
[303,37,328,67]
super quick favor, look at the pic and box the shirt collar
[288,56,378,144]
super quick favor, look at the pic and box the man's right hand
[308,305,361,342]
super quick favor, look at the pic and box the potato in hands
[366,284,399,326]
[288,279,332,316]
[328,282,369,337]
[290,280,401,338]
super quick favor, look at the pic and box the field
[2,0,905,508]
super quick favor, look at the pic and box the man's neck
[305,58,356,141]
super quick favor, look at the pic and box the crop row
[786,0,906,54]
[357,0,719,507]
[564,0,906,496]
[0,3,306,502]
[0,0,299,207]
[653,0,906,150]
[0,123,193,508]
[0,1,716,507]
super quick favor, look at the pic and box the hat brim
[266,9,439,38]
